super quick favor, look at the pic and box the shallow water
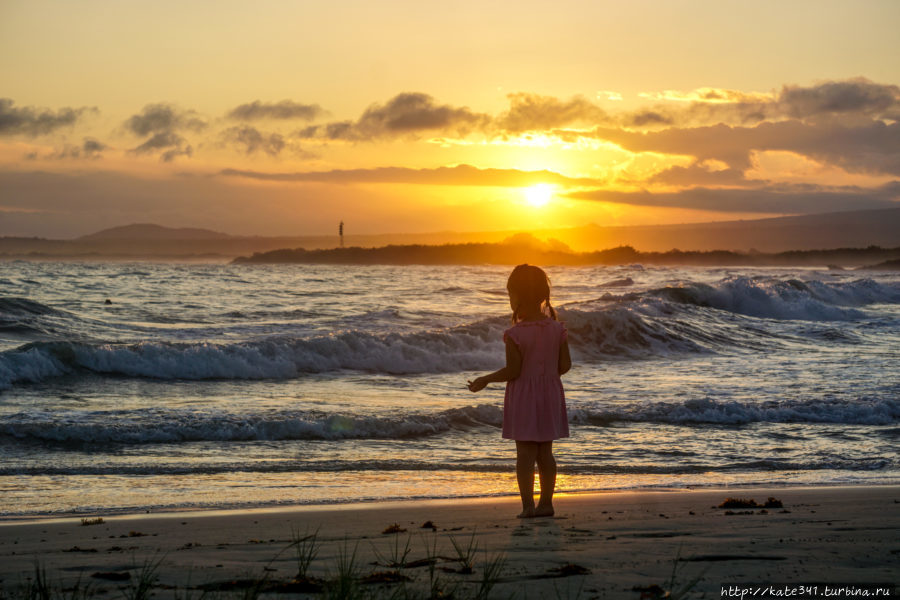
[1,262,898,517]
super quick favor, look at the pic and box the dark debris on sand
[63,546,97,553]
[91,571,130,581]
[272,576,325,593]
[718,497,783,509]
[633,583,668,599]
[382,523,407,534]
[198,579,266,592]
[361,571,412,584]
[548,563,591,576]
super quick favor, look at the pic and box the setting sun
[524,184,556,208]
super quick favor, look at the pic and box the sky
[1,0,899,238]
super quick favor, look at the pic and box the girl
[468,264,571,518]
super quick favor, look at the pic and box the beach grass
[447,530,478,574]
[0,488,897,599]
[289,526,322,580]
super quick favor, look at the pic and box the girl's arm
[467,338,522,392]
[558,340,572,375]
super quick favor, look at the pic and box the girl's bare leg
[534,441,556,517]
[515,441,538,518]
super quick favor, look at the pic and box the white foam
[0,304,706,386]
[1,276,896,388]
[645,276,900,321]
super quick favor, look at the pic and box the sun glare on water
[523,184,556,208]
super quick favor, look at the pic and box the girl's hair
[507,264,558,323]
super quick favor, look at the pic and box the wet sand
[0,486,897,598]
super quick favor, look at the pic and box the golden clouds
[3,78,899,236]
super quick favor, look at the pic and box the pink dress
[502,318,569,442]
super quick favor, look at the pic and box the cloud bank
[220,164,604,187]
[298,93,490,140]
[3,77,899,224]
[0,99,97,136]
[227,100,325,121]
[220,126,286,156]
[569,182,900,214]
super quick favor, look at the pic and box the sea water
[0,262,898,518]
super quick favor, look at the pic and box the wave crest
[0,404,504,444]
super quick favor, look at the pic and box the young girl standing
[468,264,571,518]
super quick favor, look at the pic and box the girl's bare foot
[516,507,535,518]
[534,504,554,517]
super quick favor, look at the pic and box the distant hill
[79,223,233,241]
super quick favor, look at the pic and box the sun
[523,184,556,208]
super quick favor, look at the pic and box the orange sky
[1,0,899,238]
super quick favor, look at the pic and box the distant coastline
[2,207,898,262]
[232,241,900,268]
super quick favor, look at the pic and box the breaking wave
[0,404,504,444]
[1,276,897,389]
[636,276,900,321]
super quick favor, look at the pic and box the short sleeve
[503,325,521,345]
[560,322,568,342]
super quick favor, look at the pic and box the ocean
[0,261,898,518]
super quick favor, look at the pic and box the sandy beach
[0,485,896,598]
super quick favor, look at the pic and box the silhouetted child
[468,264,571,517]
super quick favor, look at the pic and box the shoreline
[1,484,896,597]
[3,480,899,525]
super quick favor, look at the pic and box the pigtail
[545,299,558,321]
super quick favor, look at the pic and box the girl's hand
[467,377,487,392]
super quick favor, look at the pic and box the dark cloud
[220,126,286,156]
[494,93,610,133]
[364,93,485,131]
[219,163,604,187]
[782,119,900,176]
[568,181,900,214]
[647,163,755,187]
[296,121,354,140]
[160,147,193,162]
[298,93,489,140]
[124,104,203,162]
[47,145,84,160]
[124,103,207,136]
[130,132,192,162]
[299,92,609,140]
[0,98,97,137]
[629,111,672,127]
[132,132,185,153]
[287,78,900,146]
[614,90,796,129]
[226,100,325,121]
[778,78,900,119]
[672,102,774,127]
[582,119,900,176]
[25,138,109,161]
[618,79,900,130]
[585,123,759,170]
[46,138,108,160]
[82,138,107,156]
